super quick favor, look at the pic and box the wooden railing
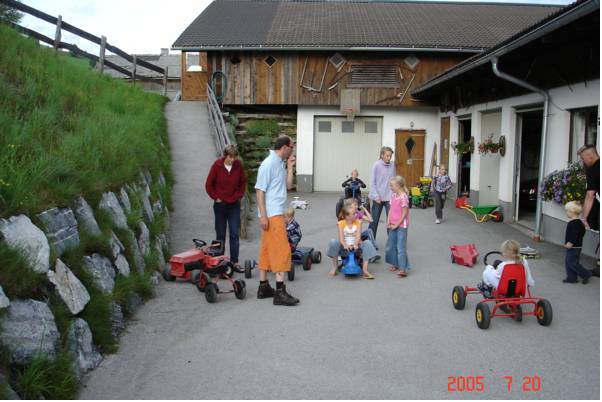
[1,0,168,95]
[206,84,252,239]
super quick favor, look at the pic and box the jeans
[361,228,376,246]
[565,248,592,281]
[213,201,241,264]
[326,238,378,260]
[369,200,390,240]
[385,227,410,270]
[433,191,446,220]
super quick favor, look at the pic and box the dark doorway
[516,110,543,228]
[458,119,472,196]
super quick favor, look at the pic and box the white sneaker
[435,219,441,224]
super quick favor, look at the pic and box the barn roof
[172,0,562,52]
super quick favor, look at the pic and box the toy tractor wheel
[491,211,503,222]
[421,198,428,209]
[451,254,455,264]
[288,263,295,281]
[234,279,246,300]
[452,286,466,310]
[224,263,234,278]
[244,260,253,279]
[196,273,211,293]
[205,283,218,303]
[311,250,322,264]
[190,270,200,285]
[536,299,553,326]
[475,302,491,329]
[162,264,175,281]
[428,198,434,207]
[302,254,312,271]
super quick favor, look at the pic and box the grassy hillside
[0,23,171,217]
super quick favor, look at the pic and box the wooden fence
[207,84,252,239]
[1,0,168,95]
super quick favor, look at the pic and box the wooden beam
[53,15,61,50]
[98,35,107,73]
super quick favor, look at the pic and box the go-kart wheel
[452,286,466,310]
[234,279,246,300]
[205,283,218,303]
[536,299,553,326]
[311,250,322,264]
[451,254,455,264]
[244,260,253,279]
[162,264,175,281]
[475,302,491,329]
[190,270,200,285]
[302,254,312,271]
[223,263,234,278]
[428,198,434,207]
[421,198,427,209]
[196,273,211,293]
[288,263,295,281]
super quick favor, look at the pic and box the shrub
[255,136,272,148]
[245,119,279,137]
[15,352,78,399]
[0,242,45,299]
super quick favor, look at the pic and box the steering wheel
[483,251,502,266]
[192,239,207,248]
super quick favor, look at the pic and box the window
[342,121,354,133]
[569,107,598,162]
[364,121,378,134]
[349,65,399,88]
[329,53,346,71]
[264,55,277,67]
[318,121,331,133]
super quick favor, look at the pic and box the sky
[20,0,574,55]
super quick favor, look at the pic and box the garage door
[313,116,382,192]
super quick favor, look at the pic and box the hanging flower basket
[451,137,474,155]
[540,161,587,205]
[478,134,502,155]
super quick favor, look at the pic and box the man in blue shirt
[255,135,299,306]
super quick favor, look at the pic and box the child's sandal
[363,273,375,279]
[388,266,399,272]
[397,271,407,278]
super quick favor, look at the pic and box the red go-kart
[451,251,553,329]
[164,239,246,303]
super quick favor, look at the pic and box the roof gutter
[413,0,599,95]
[491,57,549,241]
[170,45,484,53]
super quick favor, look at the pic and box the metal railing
[206,84,251,239]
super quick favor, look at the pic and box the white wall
[297,105,441,180]
[479,111,502,205]
[440,80,600,222]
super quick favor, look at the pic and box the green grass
[0,242,45,299]
[113,273,154,316]
[47,294,72,347]
[0,23,171,217]
[80,232,113,260]
[245,119,279,137]
[113,228,140,273]
[15,353,78,399]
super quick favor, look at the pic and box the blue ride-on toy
[340,250,363,276]
[288,246,322,281]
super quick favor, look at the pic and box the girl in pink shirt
[386,176,411,277]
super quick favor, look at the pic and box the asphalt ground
[80,102,599,399]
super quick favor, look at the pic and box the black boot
[257,281,275,299]
[273,284,299,306]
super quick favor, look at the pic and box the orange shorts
[258,215,291,272]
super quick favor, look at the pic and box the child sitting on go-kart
[342,169,367,201]
[284,207,302,251]
[327,205,377,279]
[342,198,381,258]
[477,240,535,298]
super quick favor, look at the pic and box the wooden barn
[172,0,560,192]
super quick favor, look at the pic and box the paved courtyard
[80,102,599,399]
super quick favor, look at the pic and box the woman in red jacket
[205,145,247,269]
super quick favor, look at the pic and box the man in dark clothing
[578,145,599,276]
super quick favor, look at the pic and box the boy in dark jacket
[342,169,367,200]
[563,201,592,284]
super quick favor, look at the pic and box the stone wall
[0,169,171,398]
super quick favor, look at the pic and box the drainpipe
[491,57,549,241]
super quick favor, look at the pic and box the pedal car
[338,249,363,276]
[288,246,322,281]
[164,239,245,303]
[450,243,479,267]
[451,251,553,329]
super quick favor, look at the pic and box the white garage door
[313,116,382,192]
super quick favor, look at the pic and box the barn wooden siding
[181,51,466,106]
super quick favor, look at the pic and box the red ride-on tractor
[451,251,553,329]
[163,239,246,303]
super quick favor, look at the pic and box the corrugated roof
[172,0,561,51]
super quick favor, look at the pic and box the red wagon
[450,243,479,267]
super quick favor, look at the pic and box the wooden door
[395,130,425,187]
[440,117,450,169]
